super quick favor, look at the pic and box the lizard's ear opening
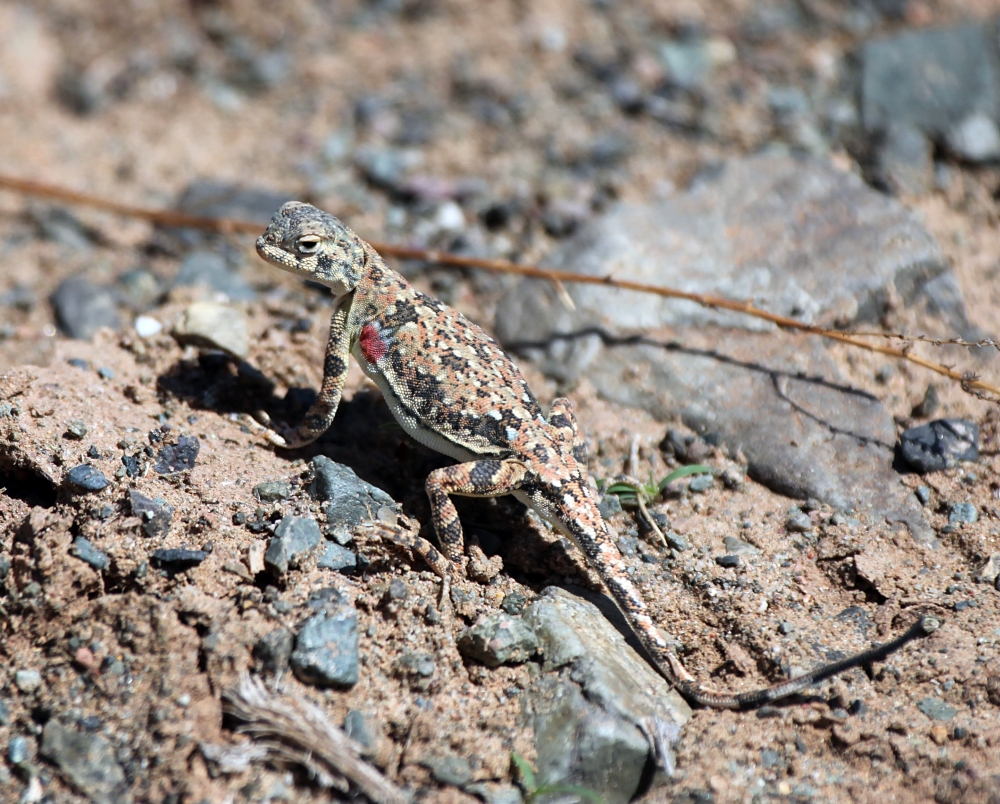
[296,235,321,254]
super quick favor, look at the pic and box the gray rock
[0,700,9,726]
[395,651,436,678]
[723,535,760,556]
[945,112,1000,162]
[899,419,979,473]
[688,474,714,493]
[307,456,397,527]
[501,591,529,615]
[7,735,30,765]
[71,536,110,571]
[129,490,173,538]
[316,542,357,572]
[343,710,375,749]
[948,502,978,526]
[265,516,322,574]
[291,603,359,687]
[174,250,256,302]
[496,155,951,545]
[873,122,934,195]
[715,554,740,568]
[597,493,623,519]
[65,420,88,440]
[973,554,1000,585]
[421,754,472,787]
[153,435,200,474]
[66,464,109,493]
[115,268,163,312]
[861,23,1000,138]
[14,669,42,693]
[253,481,292,502]
[172,301,249,359]
[458,613,538,667]
[522,587,690,799]
[778,621,795,635]
[786,511,813,533]
[40,720,128,804]
[917,697,958,721]
[465,783,523,804]
[253,627,294,675]
[915,485,932,505]
[51,277,121,340]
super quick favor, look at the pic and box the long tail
[557,499,941,709]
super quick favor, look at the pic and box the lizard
[255,200,940,710]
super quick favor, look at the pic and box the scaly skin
[256,201,940,709]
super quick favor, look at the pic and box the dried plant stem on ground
[0,173,996,400]
[222,674,411,804]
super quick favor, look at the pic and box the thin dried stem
[0,173,996,400]
[222,674,410,804]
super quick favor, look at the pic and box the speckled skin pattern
[256,202,939,709]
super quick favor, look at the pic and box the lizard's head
[256,201,366,297]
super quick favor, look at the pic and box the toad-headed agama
[256,201,939,709]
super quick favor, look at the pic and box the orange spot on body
[360,323,387,362]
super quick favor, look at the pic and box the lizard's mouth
[255,237,297,271]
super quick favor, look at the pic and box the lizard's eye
[296,236,321,254]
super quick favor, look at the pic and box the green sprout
[511,753,604,804]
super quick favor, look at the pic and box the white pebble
[435,201,465,233]
[134,315,163,337]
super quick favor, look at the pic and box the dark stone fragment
[98,366,114,380]
[290,605,360,688]
[150,549,208,570]
[253,481,292,502]
[154,435,200,474]
[316,542,357,572]
[265,516,322,574]
[307,456,396,527]
[715,554,740,568]
[459,613,538,667]
[71,537,110,571]
[253,628,294,675]
[67,358,89,370]
[65,420,88,440]
[65,464,110,492]
[899,419,979,473]
[121,454,140,478]
[51,277,121,340]
[396,650,436,678]
[500,590,528,615]
[307,587,344,610]
[343,710,375,748]
[40,721,127,804]
[129,490,174,538]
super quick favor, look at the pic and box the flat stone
[150,549,208,570]
[70,536,110,570]
[899,419,979,473]
[51,277,121,340]
[265,515,322,574]
[174,250,256,302]
[307,456,397,528]
[715,554,740,568]
[129,490,173,538]
[253,481,292,502]
[496,155,951,545]
[153,435,200,474]
[723,536,760,555]
[523,587,690,798]
[458,613,538,667]
[860,23,1000,138]
[40,720,128,804]
[172,301,249,359]
[948,502,978,526]
[316,542,357,572]
[917,697,958,721]
[65,464,109,493]
[290,603,359,688]
[421,754,472,787]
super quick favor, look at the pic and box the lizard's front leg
[547,397,588,464]
[274,306,351,449]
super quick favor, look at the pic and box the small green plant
[511,753,604,804]
[604,464,713,506]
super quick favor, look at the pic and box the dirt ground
[1,1,1000,803]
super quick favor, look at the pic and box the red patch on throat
[359,323,388,363]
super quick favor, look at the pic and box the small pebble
[715,554,740,568]
[65,420,88,439]
[948,502,978,526]
[74,647,95,670]
[786,510,813,533]
[150,549,209,570]
[7,736,29,765]
[98,366,115,380]
[14,669,42,693]
[688,474,714,493]
[778,621,795,635]
[134,315,163,337]
[915,485,931,505]
[65,464,110,492]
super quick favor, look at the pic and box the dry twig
[222,673,410,804]
[0,173,996,400]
